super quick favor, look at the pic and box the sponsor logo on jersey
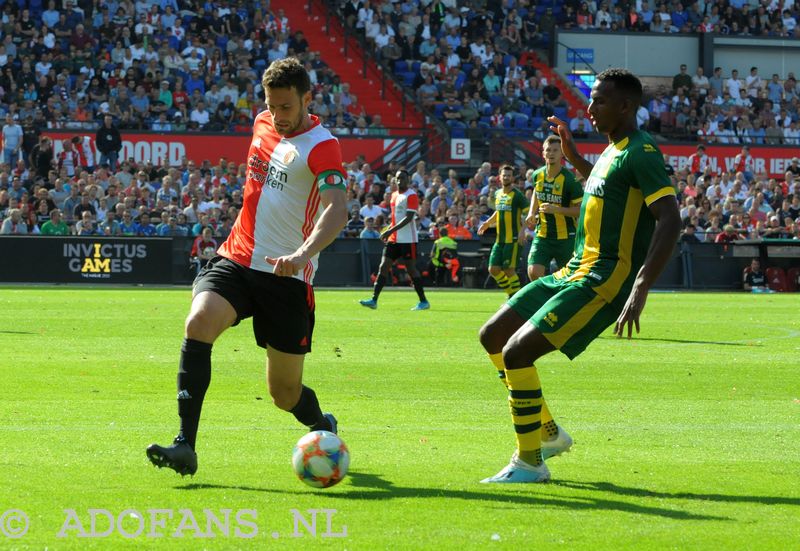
[643,143,657,153]
[248,154,287,191]
[543,312,559,327]
[283,149,298,165]
[584,176,606,197]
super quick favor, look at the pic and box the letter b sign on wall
[450,138,471,161]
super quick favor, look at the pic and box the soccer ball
[292,431,349,488]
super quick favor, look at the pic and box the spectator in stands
[1,208,29,235]
[39,209,69,235]
[673,64,693,94]
[2,114,23,168]
[95,115,122,172]
[359,216,381,239]
[569,109,593,138]
[716,224,740,244]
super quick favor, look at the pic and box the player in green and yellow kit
[526,135,583,282]
[478,69,681,483]
[477,164,529,297]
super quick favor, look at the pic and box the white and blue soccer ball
[292,431,349,488]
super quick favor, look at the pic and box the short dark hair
[596,68,642,103]
[499,164,515,173]
[261,57,310,96]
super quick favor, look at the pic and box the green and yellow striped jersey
[560,130,676,303]
[531,166,583,239]
[493,187,529,243]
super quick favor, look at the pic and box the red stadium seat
[765,267,787,292]
[786,267,800,292]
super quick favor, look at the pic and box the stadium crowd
[1,0,800,251]
[333,1,800,143]
[0,0,378,135]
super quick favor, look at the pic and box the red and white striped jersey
[388,188,419,244]
[217,111,345,284]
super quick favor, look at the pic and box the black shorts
[193,256,315,354]
[384,242,417,261]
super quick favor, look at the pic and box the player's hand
[266,252,309,277]
[517,231,527,245]
[614,283,649,339]
[547,116,579,162]
[539,202,556,214]
[379,229,391,242]
[477,223,486,235]
[524,214,537,230]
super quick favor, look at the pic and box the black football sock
[411,277,427,302]
[373,274,386,301]
[290,385,331,431]
[177,338,212,450]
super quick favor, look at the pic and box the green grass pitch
[0,287,798,549]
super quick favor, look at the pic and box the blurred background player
[360,169,430,310]
[478,164,529,297]
[526,135,583,283]
[146,58,348,477]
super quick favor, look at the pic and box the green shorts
[489,242,521,270]
[507,274,622,360]
[528,236,575,269]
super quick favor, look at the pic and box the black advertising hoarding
[0,237,174,284]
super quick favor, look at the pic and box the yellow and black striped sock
[492,272,511,293]
[488,353,508,388]
[505,365,543,466]
[506,274,521,296]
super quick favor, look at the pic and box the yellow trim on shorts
[545,294,607,349]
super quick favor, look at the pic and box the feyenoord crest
[283,149,298,165]
[324,173,345,187]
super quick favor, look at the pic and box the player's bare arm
[547,116,594,179]
[380,211,415,241]
[614,195,681,338]
[525,196,539,230]
[477,211,498,235]
[267,187,348,277]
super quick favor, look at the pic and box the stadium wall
[4,237,795,290]
[43,132,423,173]
[554,31,800,82]
[554,31,701,76]
[44,132,797,178]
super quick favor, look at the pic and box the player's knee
[478,320,499,351]
[502,335,535,369]
[185,310,219,342]
[270,383,301,411]
[488,266,501,276]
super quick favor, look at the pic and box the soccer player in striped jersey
[526,135,583,283]
[147,58,349,476]
[478,164,529,297]
[478,69,681,483]
[359,169,430,310]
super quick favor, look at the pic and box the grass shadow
[0,330,38,335]
[176,471,729,521]
[553,480,800,507]
[597,336,754,347]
